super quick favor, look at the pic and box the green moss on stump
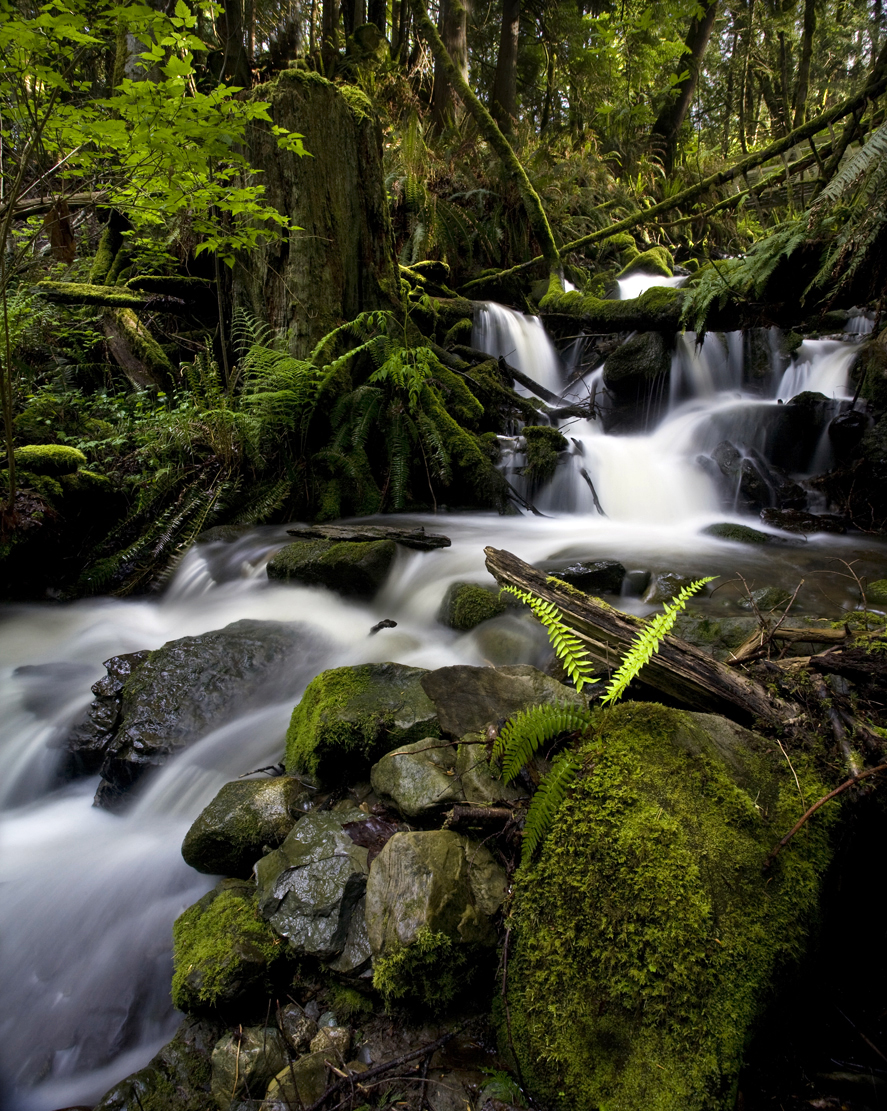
[13,444,86,476]
[285,662,440,784]
[172,880,286,1015]
[539,281,683,332]
[504,702,835,1111]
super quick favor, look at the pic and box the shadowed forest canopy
[2,0,887,593]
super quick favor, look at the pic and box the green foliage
[500,585,596,692]
[373,926,480,1010]
[495,704,594,784]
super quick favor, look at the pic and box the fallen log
[285,524,451,549]
[729,624,852,665]
[484,546,796,728]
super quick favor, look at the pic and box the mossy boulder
[181,777,309,877]
[702,522,772,544]
[643,571,711,604]
[522,425,568,484]
[263,1052,330,1108]
[617,245,674,279]
[266,537,397,596]
[366,830,507,1009]
[171,879,289,1016]
[285,662,440,783]
[859,327,887,413]
[868,578,887,604]
[504,702,835,1111]
[603,332,670,399]
[13,443,87,476]
[439,582,508,631]
[92,1017,223,1111]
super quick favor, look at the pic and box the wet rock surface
[285,523,451,550]
[438,581,508,630]
[71,619,322,810]
[266,537,397,595]
[550,558,626,594]
[211,1025,288,1110]
[760,507,848,533]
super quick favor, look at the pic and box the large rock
[366,830,506,1007]
[285,662,440,784]
[550,559,626,595]
[504,702,836,1111]
[210,1026,288,1111]
[262,1051,330,1109]
[172,879,289,1016]
[420,664,585,738]
[61,650,150,777]
[439,582,508,631]
[182,777,309,877]
[266,538,397,596]
[255,810,372,970]
[75,620,322,810]
[92,1017,223,1111]
[602,332,670,399]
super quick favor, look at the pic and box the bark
[462,45,887,291]
[490,0,520,132]
[321,0,339,74]
[237,71,400,359]
[650,0,719,173]
[410,0,560,270]
[431,0,470,128]
[368,0,387,37]
[484,547,797,729]
[792,0,817,128]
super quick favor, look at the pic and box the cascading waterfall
[1,282,882,1111]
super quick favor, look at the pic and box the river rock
[455,736,524,805]
[181,777,309,877]
[255,809,371,969]
[828,409,871,460]
[371,738,463,818]
[92,1016,223,1111]
[310,1025,352,1058]
[172,878,290,1016]
[503,702,836,1111]
[737,587,793,612]
[759,508,847,533]
[262,1051,329,1109]
[285,662,440,783]
[551,559,626,594]
[643,571,711,604]
[266,537,396,595]
[603,331,670,399]
[83,620,321,811]
[439,581,508,630]
[420,664,585,738]
[701,522,772,545]
[61,650,150,777]
[278,1005,317,1053]
[211,1026,288,1110]
[365,830,507,1007]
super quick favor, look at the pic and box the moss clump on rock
[13,443,87,476]
[702,521,771,544]
[373,925,479,1010]
[522,425,568,484]
[266,537,396,596]
[603,332,670,398]
[503,702,835,1111]
[439,581,508,631]
[285,662,440,783]
[172,879,287,1015]
[617,244,674,279]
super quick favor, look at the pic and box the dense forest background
[2,0,887,597]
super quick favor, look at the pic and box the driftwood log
[484,546,796,729]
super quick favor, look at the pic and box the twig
[763,763,887,870]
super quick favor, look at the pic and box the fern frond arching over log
[500,584,597,692]
[494,703,594,784]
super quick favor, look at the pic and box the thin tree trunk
[650,0,719,172]
[368,0,386,35]
[321,0,339,74]
[490,0,520,132]
[792,0,816,127]
[410,0,560,269]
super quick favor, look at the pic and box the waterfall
[0,286,880,1111]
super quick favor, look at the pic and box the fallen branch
[484,546,796,728]
[763,763,887,870]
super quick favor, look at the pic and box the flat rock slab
[421,664,586,738]
[267,538,397,596]
[286,524,451,550]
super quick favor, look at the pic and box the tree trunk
[431,0,470,128]
[792,0,816,127]
[484,547,797,729]
[490,0,520,132]
[650,0,719,172]
[237,72,400,359]
[368,0,386,37]
[321,0,339,75]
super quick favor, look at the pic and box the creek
[1,290,884,1110]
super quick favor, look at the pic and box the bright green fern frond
[500,585,597,692]
[494,703,593,783]
[600,576,715,706]
[522,750,581,858]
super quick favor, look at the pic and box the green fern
[494,703,594,783]
[500,585,597,692]
[600,576,715,706]
[522,751,582,859]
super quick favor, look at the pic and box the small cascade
[777,338,858,400]
[472,302,563,396]
[617,273,685,300]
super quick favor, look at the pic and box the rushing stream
[2,291,885,1110]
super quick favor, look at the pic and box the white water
[0,287,880,1111]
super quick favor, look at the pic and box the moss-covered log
[237,71,401,358]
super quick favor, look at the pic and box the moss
[110,308,176,388]
[867,578,887,604]
[443,317,473,346]
[90,222,124,285]
[13,443,86,476]
[285,663,440,782]
[440,582,508,630]
[373,926,480,1010]
[339,82,375,122]
[702,522,771,544]
[522,425,568,484]
[539,282,683,331]
[603,232,639,262]
[4,468,64,503]
[504,702,836,1111]
[326,982,374,1020]
[431,365,484,426]
[603,331,670,397]
[618,245,674,279]
[172,881,286,1014]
